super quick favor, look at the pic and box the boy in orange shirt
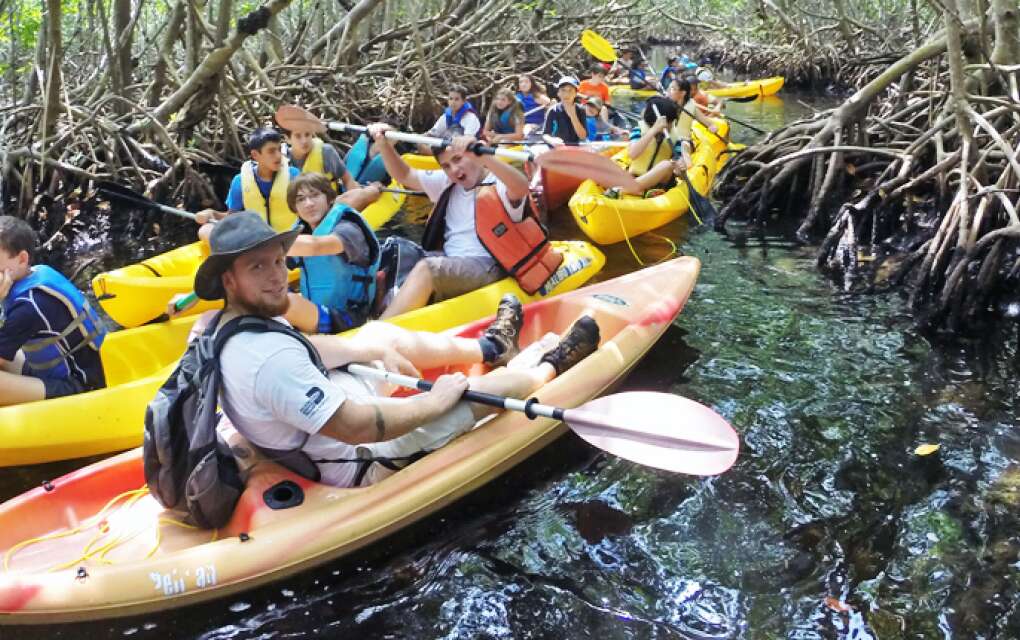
[578,66,611,105]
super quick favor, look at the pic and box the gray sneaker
[483,294,524,366]
[540,316,600,374]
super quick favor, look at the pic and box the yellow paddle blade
[581,29,616,63]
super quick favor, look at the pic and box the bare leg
[624,160,674,195]
[463,363,556,420]
[0,369,46,406]
[357,321,483,368]
[378,261,434,319]
[0,351,23,373]
[358,361,558,485]
[284,293,322,333]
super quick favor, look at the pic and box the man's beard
[232,291,290,318]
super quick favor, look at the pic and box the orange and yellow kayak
[0,256,699,623]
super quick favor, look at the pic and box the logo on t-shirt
[300,387,326,417]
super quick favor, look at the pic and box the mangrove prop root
[714,17,1020,335]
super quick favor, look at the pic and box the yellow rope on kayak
[3,486,215,573]
[607,196,679,267]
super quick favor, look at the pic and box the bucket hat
[194,211,300,300]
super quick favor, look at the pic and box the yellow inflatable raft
[0,256,698,623]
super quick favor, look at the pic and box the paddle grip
[174,291,199,312]
[467,143,497,157]
[411,377,508,409]
[327,122,369,134]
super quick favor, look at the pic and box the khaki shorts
[424,255,503,301]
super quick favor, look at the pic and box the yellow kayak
[607,84,659,99]
[0,256,697,624]
[568,120,731,245]
[706,76,784,99]
[93,184,407,329]
[608,76,784,100]
[0,241,605,467]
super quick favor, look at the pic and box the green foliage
[0,1,43,51]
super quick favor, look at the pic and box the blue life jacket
[293,204,381,329]
[444,102,477,129]
[4,265,106,380]
[344,134,389,185]
[629,68,648,90]
[493,108,515,134]
[516,92,545,125]
[586,115,611,141]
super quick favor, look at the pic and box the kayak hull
[0,241,605,467]
[607,76,784,100]
[0,256,699,623]
[705,76,784,99]
[93,183,407,329]
[567,121,730,245]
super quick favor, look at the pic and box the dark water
[7,93,1020,639]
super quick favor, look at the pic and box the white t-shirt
[216,315,479,487]
[416,170,525,258]
[427,111,481,138]
[218,318,370,486]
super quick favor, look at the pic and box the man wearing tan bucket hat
[190,211,599,487]
[274,105,384,213]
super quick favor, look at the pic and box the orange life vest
[422,184,563,294]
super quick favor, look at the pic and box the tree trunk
[306,0,384,62]
[112,0,133,89]
[40,0,62,140]
[263,13,285,64]
[6,9,17,104]
[146,0,187,107]
[22,1,47,105]
[989,0,1020,64]
[832,0,856,53]
[127,0,295,136]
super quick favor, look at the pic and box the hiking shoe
[540,316,600,375]
[603,187,622,199]
[643,188,666,198]
[483,294,524,366]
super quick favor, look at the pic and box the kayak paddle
[581,29,616,63]
[723,112,768,134]
[96,182,198,221]
[381,187,426,196]
[495,140,627,149]
[325,121,535,163]
[679,171,717,226]
[346,363,740,476]
[149,291,200,324]
[326,119,642,193]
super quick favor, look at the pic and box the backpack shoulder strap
[213,315,327,375]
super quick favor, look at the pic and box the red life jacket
[422,183,563,294]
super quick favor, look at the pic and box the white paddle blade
[533,147,642,192]
[563,392,739,475]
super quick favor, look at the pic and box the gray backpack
[143,314,324,528]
